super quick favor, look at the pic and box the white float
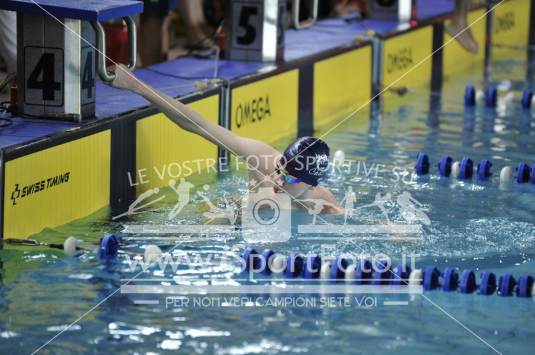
[270,254,287,273]
[499,166,513,184]
[333,150,345,165]
[451,161,460,178]
[320,261,331,279]
[63,236,78,256]
[504,92,515,104]
[409,269,423,285]
[144,244,162,262]
[345,264,356,281]
[476,89,485,102]
[497,79,512,92]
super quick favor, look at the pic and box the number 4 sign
[225,0,285,62]
[24,47,64,107]
[17,13,96,121]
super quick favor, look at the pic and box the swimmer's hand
[109,64,138,91]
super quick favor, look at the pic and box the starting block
[0,0,143,121]
[366,0,414,22]
[224,0,286,62]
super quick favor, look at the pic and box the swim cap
[280,137,330,186]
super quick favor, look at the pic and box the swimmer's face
[285,181,312,198]
[274,172,312,198]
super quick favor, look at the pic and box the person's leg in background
[177,0,213,50]
[139,0,172,66]
[0,10,17,74]
[446,0,479,54]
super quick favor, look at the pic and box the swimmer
[110,64,343,214]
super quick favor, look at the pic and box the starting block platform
[1,0,534,239]
[0,0,143,21]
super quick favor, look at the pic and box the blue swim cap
[280,137,330,186]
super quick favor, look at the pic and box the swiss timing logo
[10,172,70,206]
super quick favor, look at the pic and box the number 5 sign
[225,0,285,62]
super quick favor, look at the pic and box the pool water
[1,54,535,354]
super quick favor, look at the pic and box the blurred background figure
[177,0,216,51]
[0,10,16,74]
[291,0,359,22]
[139,0,176,66]
[0,9,16,98]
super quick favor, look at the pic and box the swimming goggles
[277,167,302,184]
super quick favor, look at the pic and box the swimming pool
[0,52,534,354]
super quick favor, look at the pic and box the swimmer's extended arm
[304,187,344,215]
[110,64,278,165]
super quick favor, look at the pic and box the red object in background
[357,0,366,15]
[216,28,225,52]
[103,22,129,67]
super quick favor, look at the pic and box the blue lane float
[354,259,373,285]
[459,270,477,293]
[521,90,533,109]
[98,233,120,260]
[372,262,391,285]
[330,256,348,280]
[517,275,534,298]
[303,255,322,279]
[415,152,430,175]
[516,163,531,183]
[284,252,304,278]
[485,86,498,107]
[260,249,275,275]
[530,164,535,184]
[498,273,516,296]
[464,85,476,107]
[391,264,412,286]
[442,267,459,291]
[423,266,440,290]
[458,157,474,180]
[242,247,259,272]
[476,159,492,181]
[241,248,534,298]
[479,271,497,295]
[437,155,453,177]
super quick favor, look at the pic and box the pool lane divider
[415,152,534,185]
[242,247,535,298]
[464,85,534,110]
[3,233,126,261]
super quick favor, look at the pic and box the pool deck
[0,0,457,152]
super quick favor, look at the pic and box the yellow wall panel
[383,26,433,89]
[3,131,111,238]
[443,8,487,79]
[136,95,220,194]
[230,70,299,143]
[492,0,531,60]
[314,47,372,129]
